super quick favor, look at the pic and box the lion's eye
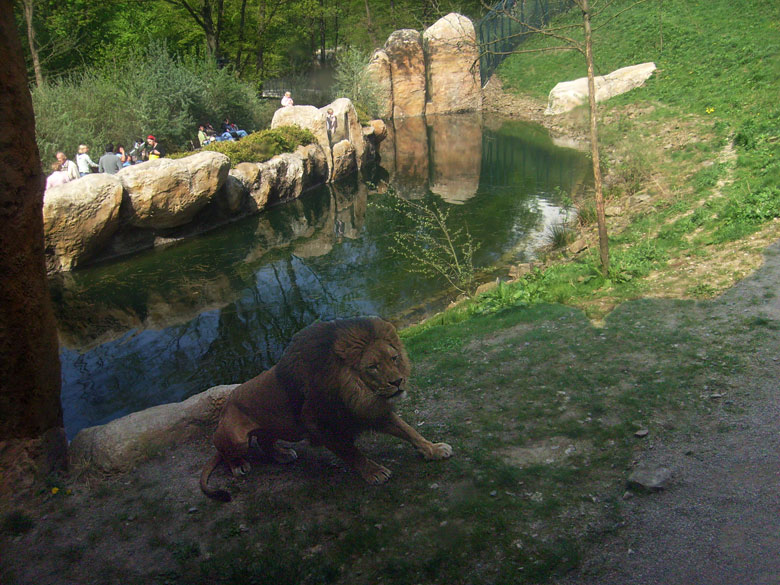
[368,364,379,371]
[391,355,399,363]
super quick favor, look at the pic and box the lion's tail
[200,453,232,502]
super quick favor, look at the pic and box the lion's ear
[371,318,398,341]
[333,326,371,365]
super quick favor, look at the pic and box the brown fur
[200,317,452,501]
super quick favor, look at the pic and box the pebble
[187,506,198,514]
[634,429,650,438]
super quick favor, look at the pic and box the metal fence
[477,0,575,85]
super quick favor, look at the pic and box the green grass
[497,0,780,267]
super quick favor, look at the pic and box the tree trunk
[319,0,326,65]
[235,0,248,68]
[363,0,377,47]
[21,0,43,87]
[0,0,66,495]
[581,0,609,273]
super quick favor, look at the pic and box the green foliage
[605,240,668,284]
[32,47,269,165]
[546,221,576,249]
[333,46,381,121]
[197,125,315,166]
[373,193,478,297]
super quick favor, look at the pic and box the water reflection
[52,115,591,437]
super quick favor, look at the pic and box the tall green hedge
[32,48,276,166]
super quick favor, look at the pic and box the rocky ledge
[43,98,385,273]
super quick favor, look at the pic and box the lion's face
[356,338,411,400]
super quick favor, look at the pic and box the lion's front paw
[229,458,251,477]
[423,442,453,460]
[360,461,393,485]
[272,445,298,464]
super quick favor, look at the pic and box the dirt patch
[500,437,593,467]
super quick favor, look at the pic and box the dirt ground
[556,241,780,585]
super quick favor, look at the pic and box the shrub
[333,47,381,122]
[32,47,270,166]
[198,126,316,166]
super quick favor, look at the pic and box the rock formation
[43,174,123,271]
[41,101,382,273]
[117,151,230,229]
[384,29,428,119]
[362,13,483,120]
[365,49,393,119]
[423,13,481,115]
[545,62,657,115]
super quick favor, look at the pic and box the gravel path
[559,242,780,585]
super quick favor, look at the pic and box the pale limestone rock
[43,174,123,272]
[365,49,393,119]
[263,152,305,205]
[384,29,427,118]
[296,143,329,191]
[69,384,238,472]
[545,62,657,115]
[117,151,230,229]
[331,140,358,180]
[321,98,364,167]
[271,105,330,172]
[423,13,481,115]
[368,119,388,142]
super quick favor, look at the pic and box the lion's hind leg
[213,404,258,477]
[256,437,298,464]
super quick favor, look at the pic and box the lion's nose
[390,378,403,388]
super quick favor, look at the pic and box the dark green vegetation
[20,1,487,164]
[494,0,780,315]
[170,125,315,165]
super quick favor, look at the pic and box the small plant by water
[373,193,479,297]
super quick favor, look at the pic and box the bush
[197,126,316,166]
[333,47,381,122]
[32,47,270,166]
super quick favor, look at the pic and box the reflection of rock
[424,13,481,115]
[385,29,426,119]
[365,49,393,119]
[43,174,123,271]
[545,62,657,115]
[428,113,482,204]
[333,181,368,240]
[391,116,429,198]
[118,151,230,229]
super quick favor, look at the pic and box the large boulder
[117,151,230,229]
[321,98,365,166]
[271,105,330,168]
[331,140,358,181]
[296,143,329,191]
[364,49,394,119]
[69,385,237,473]
[545,62,657,115]
[423,13,481,115]
[43,174,123,272]
[384,29,427,118]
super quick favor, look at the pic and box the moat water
[50,114,592,438]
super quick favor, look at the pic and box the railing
[477,0,575,86]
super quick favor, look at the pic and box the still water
[50,114,592,438]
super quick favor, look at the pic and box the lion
[200,317,453,501]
